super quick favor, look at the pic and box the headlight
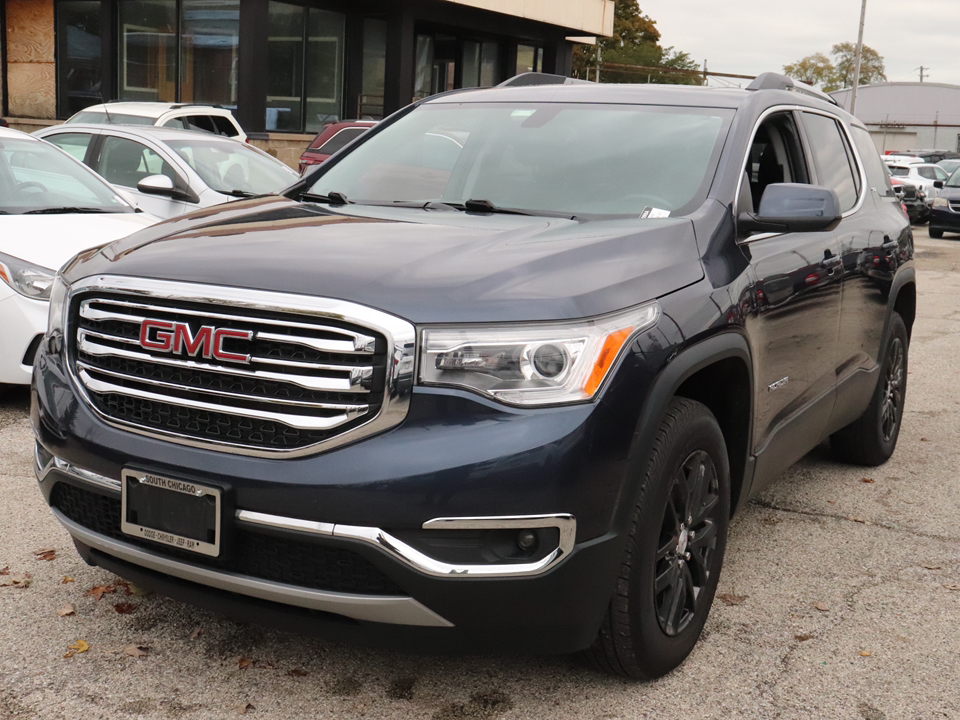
[933,197,949,208]
[0,252,55,299]
[419,302,660,406]
[46,274,68,336]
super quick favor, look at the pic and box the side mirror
[137,174,178,197]
[934,180,944,189]
[739,183,842,235]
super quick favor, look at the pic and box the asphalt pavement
[1,226,959,719]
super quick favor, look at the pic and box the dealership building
[831,82,960,155]
[0,0,612,161]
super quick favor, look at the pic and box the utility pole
[850,0,868,115]
[918,66,928,82]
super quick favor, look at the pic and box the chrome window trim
[238,510,577,578]
[735,104,868,247]
[53,510,453,628]
[65,275,416,458]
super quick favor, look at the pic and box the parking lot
[1,226,959,720]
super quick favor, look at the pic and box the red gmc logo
[139,320,254,364]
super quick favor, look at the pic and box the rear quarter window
[850,126,894,197]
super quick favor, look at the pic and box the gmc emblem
[139,320,254,364]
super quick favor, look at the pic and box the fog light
[516,529,538,551]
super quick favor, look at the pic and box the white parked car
[35,125,299,219]
[0,127,158,388]
[64,102,247,142]
[886,162,950,200]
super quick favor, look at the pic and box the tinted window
[317,127,368,155]
[44,132,94,163]
[99,136,178,188]
[850,126,894,197]
[212,116,238,136]
[802,113,859,212]
[184,115,218,133]
[889,166,909,177]
[308,103,734,217]
[163,118,189,130]
[919,167,936,180]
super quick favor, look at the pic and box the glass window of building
[56,1,102,117]
[118,0,177,102]
[461,40,499,88]
[361,19,386,119]
[266,2,345,133]
[180,0,240,106]
[516,44,542,74]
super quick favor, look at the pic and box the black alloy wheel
[586,398,730,679]
[654,449,721,637]
[831,312,909,466]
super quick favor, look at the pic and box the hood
[0,213,157,271]
[64,197,705,323]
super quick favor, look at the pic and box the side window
[99,136,178,188]
[742,112,810,215]
[918,167,936,181]
[211,116,238,137]
[185,115,217,134]
[935,166,949,182]
[317,127,368,155]
[850,126,894,197]
[44,133,94,164]
[163,118,188,130]
[801,112,859,212]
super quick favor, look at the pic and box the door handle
[881,240,899,251]
[820,255,841,268]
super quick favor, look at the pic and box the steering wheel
[15,181,49,194]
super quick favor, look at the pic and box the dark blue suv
[32,73,914,678]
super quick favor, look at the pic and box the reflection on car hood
[64,197,705,323]
[0,213,158,270]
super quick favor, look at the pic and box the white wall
[440,0,614,36]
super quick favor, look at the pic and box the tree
[783,52,839,91]
[831,42,887,87]
[573,1,700,85]
[783,44,886,91]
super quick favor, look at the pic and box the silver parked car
[34,125,299,219]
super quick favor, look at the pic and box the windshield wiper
[301,191,351,205]
[450,199,576,219]
[24,207,112,214]
[220,189,262,198]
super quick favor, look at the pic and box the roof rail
[746,72,838,106]
[497,72,593,88]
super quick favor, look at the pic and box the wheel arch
[626,331,754,522]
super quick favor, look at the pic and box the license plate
[121,469,221,557]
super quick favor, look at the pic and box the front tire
[929,227,944,239]
[586,398,730,679]
[831,312,908,465]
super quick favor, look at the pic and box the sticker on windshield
[640,207,671,219]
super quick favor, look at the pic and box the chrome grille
[68,277,415,456]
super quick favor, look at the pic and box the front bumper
[33,347,640,653]
[929,207,960,234]
[0,291,47,385]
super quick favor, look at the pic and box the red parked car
[299,120,376,173]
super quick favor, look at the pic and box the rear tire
[831,312,908,466]
[929,227,944,239]
[585,398,730,679]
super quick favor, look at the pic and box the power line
[916,66,929,82]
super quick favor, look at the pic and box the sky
[638,0,959,88]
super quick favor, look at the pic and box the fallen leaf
[0,566,9,575]
[942,584,960,591]
[717,593,748,606]
[189,627,203,640]
[795,633,814,642]
[127,583,150,597]
[922,563,942,570]
[238,657,253,670]
[0,573,32,589]
[289,669,309,677]
[921,437,928,442]
[124,645,149,659]
[113,602,138,614]
[827,500,837,504]
[57,604,76,617]
[87,584,116,601]
[848,517,869,524]
[859,651,872,657]
[33,548,56,562]
[861,478,875,484]
[238,703,256,714]
[813,602,830,612]
[68,639,89,654]
[61,576,74,584]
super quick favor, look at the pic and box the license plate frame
[121,469,222,557]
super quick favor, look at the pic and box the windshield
[304,102,734,218]
[0,137,133,214]
[165,138,298,195]
[947,167,960,188]
[888,166,910,177]
[67,111,157,125]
